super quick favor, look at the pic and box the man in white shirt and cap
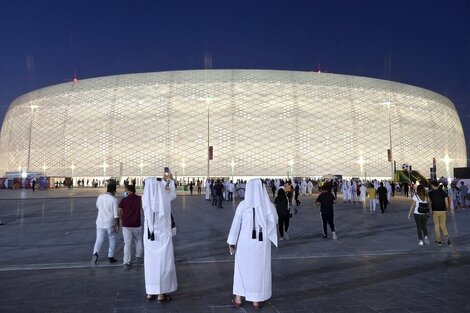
[227,178,278,309]
[142,174,177,302]
[91,183,119,265]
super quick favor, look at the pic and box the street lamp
[181,159,186,177]
[443,154,451,179]
[288,160,295,178]
[230,159,235,181]
[139,161,144,189]
[206,96,213,180]
[383,100,394,180]
[102,161,108,178]
[71,163,75,186]
[358,156,365,180]
[42,162,47,177]
[27,104,39,171]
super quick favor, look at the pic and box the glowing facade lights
[0,70,466,179]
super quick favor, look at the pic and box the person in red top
[119,184,143,269]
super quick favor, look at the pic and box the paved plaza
[0,187,469,313]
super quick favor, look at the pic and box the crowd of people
[89,174,466,309]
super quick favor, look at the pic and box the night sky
[1,0,469,162]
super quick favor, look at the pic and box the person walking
[367,183,377,213]
[274,187,290,240]
[316,185,337,240]
[428,181,452,245]
[377,182,388,213]
[227,178,278,309]
[458,181,468,208]
[142,176,177,302]
[118,184,143,270]
[91,183,119,265]
[214,179,225,208]
[294,182,301,206]
[407,185,430,246]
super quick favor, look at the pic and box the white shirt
[95,193,119,228]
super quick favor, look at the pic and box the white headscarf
[142,177,166,232]
[244,178,278,247]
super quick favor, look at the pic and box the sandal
[232,298,242,308]
[146,295,157,301]
[157,294,172,303]
[253,302,262,310]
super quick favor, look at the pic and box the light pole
[443,154,451,179]
[384,100,394,180]
[206,97,213,180]
[139,160,144,189]
[288,160,294,178]
[230,159,235,181]
[27,104,39,171]
[71,163,75,187]
[358,156,365,180]
[102,161,108,180]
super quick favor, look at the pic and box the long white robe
[205,181,211,200]
[342,182,350,202]
[227,179,278,302]
[143,178,177,295]
[300,180,307,195]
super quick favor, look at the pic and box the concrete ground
[0,187,469,313]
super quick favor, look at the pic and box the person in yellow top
[367,184,377,213]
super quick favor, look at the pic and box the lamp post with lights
[384,100,394,180]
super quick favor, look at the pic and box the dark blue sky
[1,0,469,160]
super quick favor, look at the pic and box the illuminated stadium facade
[0,70,466,180]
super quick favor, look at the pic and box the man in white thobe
[205,179,211,200]
[227,178,278,309]
[307,180,313,195]
[142,176,177,301]
[341,181,350,203]
[300,180,307,195]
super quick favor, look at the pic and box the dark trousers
[295,193,301,206]
[212,195,217,206]
[217,195,223,208]
[278,216,290,237]
[379,198,388,213]
[413,213,428,240]
[321,212,335,236]
[228,191,233,201]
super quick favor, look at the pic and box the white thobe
[205,181,211,200]
[300,181,307,195]
[359,185,367,202]
[227,201,278,302]
[342,183,350,201]
[143,180,177,295]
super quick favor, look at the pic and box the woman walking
[274,187,290,240]
[407,184,430,246]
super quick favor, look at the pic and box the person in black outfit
[294,182,301,206]
[403,182,409,197]
[274,187,291,240]
[428,181,451,245]
[315,186,337,240]
[377,182,388,213]
[214,179,224,208]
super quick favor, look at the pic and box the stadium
[0,70,466,182]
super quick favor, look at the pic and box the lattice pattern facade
[0,70,466,179]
